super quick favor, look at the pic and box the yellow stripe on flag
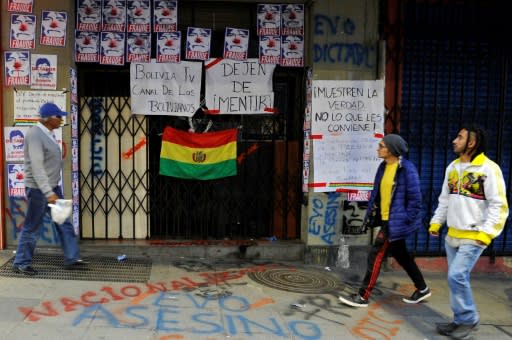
[161,140,236,165]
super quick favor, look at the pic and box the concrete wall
[0,0,381,258]
[303,0,382,265]
[1,0,76,246]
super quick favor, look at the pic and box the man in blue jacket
[338,134,430,307]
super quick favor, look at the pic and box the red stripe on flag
[308,182,327,188]
[162,126,237,148]
[310,134,323,140]
[205,58,223,70]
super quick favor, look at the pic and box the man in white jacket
[429,124,509,340]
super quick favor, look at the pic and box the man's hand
[429,223,442,237]
[47,193,58,204]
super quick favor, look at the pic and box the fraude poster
[130,60,202,117]
[311,80,384,193]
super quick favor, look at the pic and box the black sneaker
[437,322,458,335]
[436,321,479,338]
[338,294,369,307]
[450,322,479,340]
[75,259,90,265]
[402,288,431,304]
[13,266,37,276]
[64,259,90,269]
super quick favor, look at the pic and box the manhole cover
[248,268,340,293]
[0,253,151,283]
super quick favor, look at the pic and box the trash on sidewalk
[335,236,350,269]
[117,254,127,261]
[291,303,306,309]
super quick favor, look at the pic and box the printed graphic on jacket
[448,169,487,200]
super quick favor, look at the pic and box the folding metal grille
[79,96,150,240]
[77,65,303,241]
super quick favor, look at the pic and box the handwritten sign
[311,80,384,192]
[130,60,201,117]
[14,90,67,124]
[205,58,275,114]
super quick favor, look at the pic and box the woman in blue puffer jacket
[338,134,431,308]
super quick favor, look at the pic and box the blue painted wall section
[313,14,374,68]
[308,192,342,245]
[7,197,61,245]
[89,97,105,177]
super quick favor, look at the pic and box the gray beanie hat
[382,134,408,157]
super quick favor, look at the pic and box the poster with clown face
[7,164,25,198]
[40,11,68,47]
[223,27,249,61]
[127,0,151,32]
[4,51,30,86]
[257,4,280,36]
[10,14,36,49]
[75,31,100,63]
[185,27,211,61]
[102,0,127,32]
[156,31,181,63]
[280,35,304,67]
[259,35,280,64]
[126,32,151,62]
[100,31,125,65]
[281,4,304,36]
[153,0,177,32]
[77,0,102,31]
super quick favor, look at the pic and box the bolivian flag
[160,126,238,180]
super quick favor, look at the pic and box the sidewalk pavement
[0,248,511,340]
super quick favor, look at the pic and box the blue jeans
[13,186,80,268]
[445,242,484,325]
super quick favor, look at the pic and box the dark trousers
[358,226,427,300]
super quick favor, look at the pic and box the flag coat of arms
[160,127,237,180]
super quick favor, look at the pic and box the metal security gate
[384,0,512,255]
[77,65,303,240]
[75,2,306,241]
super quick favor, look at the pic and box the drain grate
[0,253,151,283]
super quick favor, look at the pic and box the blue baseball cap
[39,102,68,118]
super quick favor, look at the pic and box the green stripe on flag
[159,158,237,180]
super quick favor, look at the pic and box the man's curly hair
[459,123,486,161]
